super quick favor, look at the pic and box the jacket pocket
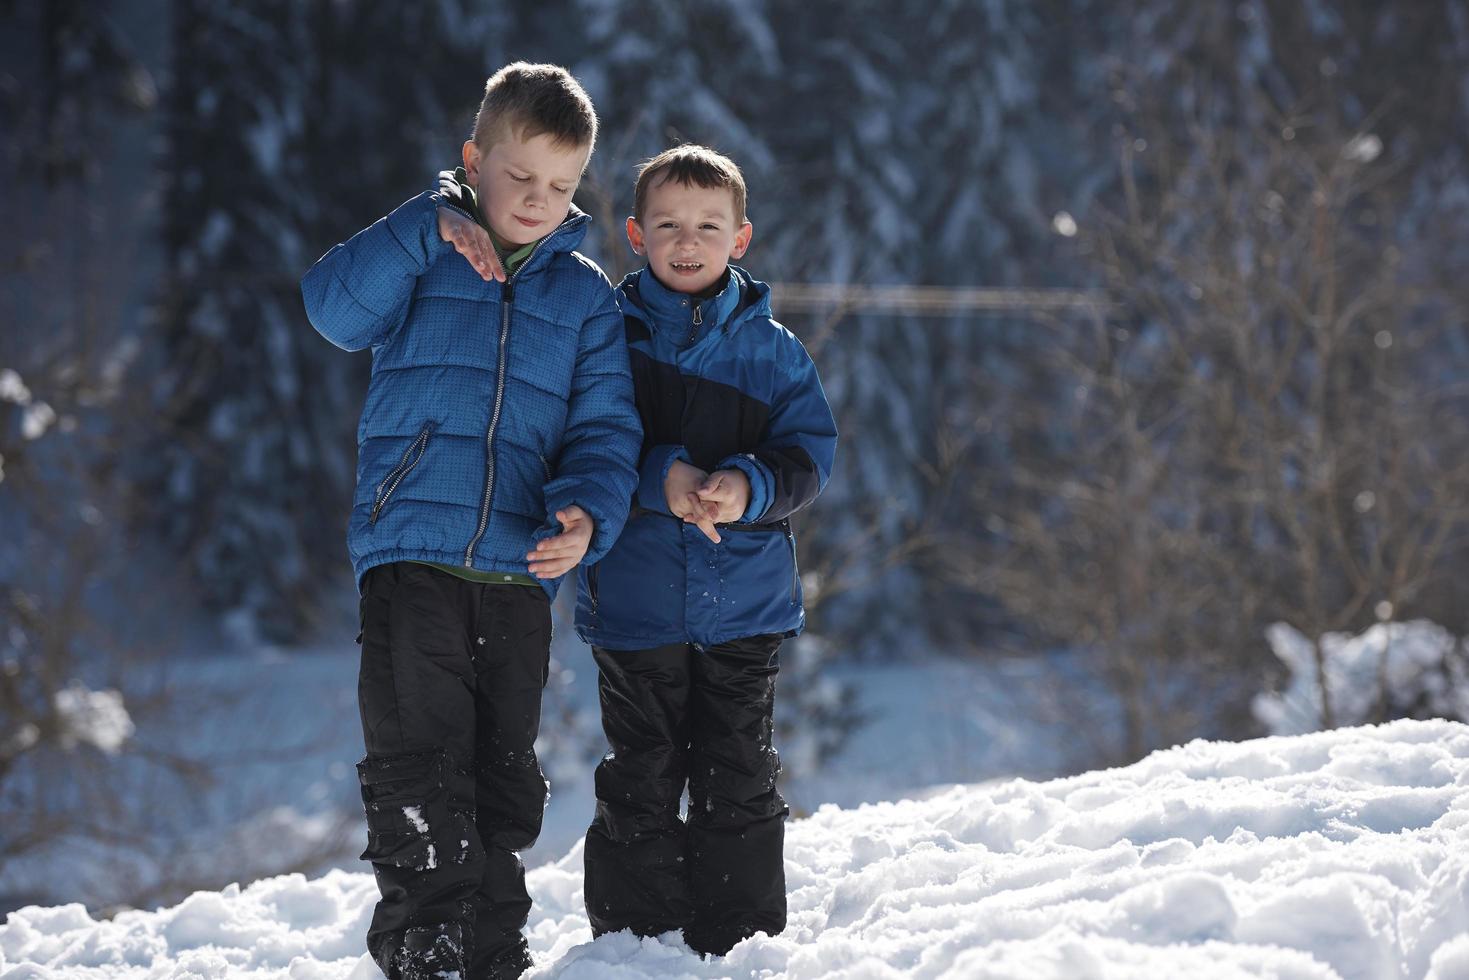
[587,561,600,612]
[370,421,435,525]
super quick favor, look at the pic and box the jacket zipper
[685,302,702,345]
[587,561,599,612]
[785,526,799,603]
[464,281,514,565]
[370,422,434,524]
[538,451,552,483]
[463,233,556,566]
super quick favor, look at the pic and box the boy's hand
[697,469,752,525]
[527,506,594,578]
[666,459,721,543]
[437,207,505,283]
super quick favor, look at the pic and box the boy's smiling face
[463,128,590,247]
[628,178,752,295]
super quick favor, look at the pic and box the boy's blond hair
[633,145,747,224]
[471,62,598,155]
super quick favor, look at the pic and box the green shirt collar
[493,234,540,276]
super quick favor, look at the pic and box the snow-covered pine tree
[144,1,491,642]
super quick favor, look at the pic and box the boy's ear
[730,220,753,260]
[626,216,645,255]
[461,140,481,182]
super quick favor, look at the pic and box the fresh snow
[5,718,1468,979]
[0,640,1065,919]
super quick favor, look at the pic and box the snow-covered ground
[5,718,1468,979]
[0,606,1074,920]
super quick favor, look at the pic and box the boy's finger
[528,540,580,560]
[529,558,574,577]
[536,522,591,545]
[531,534,579,553]
[475,233,501,282]
[455,234,492,280]
[473,238,494,281]
[481,239,504,282]
[689,498,721,543]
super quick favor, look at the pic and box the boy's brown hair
[633,145,747,224]
[471,62,598,155]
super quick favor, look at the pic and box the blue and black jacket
[300,189,641,598]
[574,265,837,649]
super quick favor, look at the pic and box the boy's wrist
[717,453,771,523]
[638,445,691,513]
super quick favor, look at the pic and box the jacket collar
[620,265,772,344]
[512,204,591,277]
[453,166,591,277]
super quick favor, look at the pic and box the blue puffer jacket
[574,266,837,650]
[300,190,641,597]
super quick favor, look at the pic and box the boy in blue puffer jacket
[574,145,838,956]
[300,63,639,980]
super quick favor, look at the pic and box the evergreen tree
[146,1,490,640]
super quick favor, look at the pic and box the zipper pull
[692,304,703,326]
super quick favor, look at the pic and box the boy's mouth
[515,215,542,228]
[670,261,703,274]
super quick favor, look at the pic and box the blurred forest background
[4,0,1469,915]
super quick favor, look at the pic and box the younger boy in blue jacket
[300,63,639,980]
[574,145,838,956]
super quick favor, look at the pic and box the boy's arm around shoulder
[719,325,838,524]
[539,273,642,564]
[299,189,459,351]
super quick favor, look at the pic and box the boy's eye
[509,173,530,182]
[701,224,720,230]
[552,185,570,195]
[658,222,676,229]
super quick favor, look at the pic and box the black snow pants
[355,561,551,980]
[583,634,788,956]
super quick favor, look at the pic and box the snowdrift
[4,718,1467,979]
